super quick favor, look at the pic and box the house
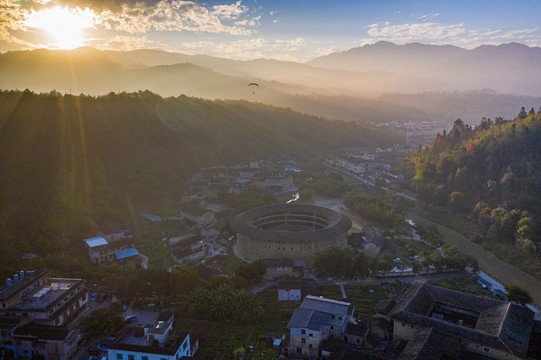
[11,322,79,360]
[157,311,174,324]
[108,323,193,360]
[180,200,214,229]
[300,296,354,339]
[335,155,366,175]
[278,279,302,302]
[0,270,88,326]
[388,281,535,360]
[84,231,135,265]
[181,187,204,203]
[170,234,206,265]
[277,278,320,302]
[262,258,294,279]
[287,309,332,359]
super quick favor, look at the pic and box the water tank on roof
[6,278,11,286]
[20,270,24,279]
[13,274,18,282]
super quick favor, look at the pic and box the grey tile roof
[13,323,72,341]
[287,309,331,331]
[397,328,443,360]
[301,295,351,317]
[388,282,534,358]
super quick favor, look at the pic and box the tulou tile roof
[388,282,534,358]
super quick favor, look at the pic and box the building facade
[232,204,351,261]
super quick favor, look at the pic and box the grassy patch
[174,318,260,359]
[135,217,190,269]
[429,276,497,299]
[343,283,406,314]
[253,288,299,336]
[209,251,248,276]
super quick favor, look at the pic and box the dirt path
[409,213,541,305]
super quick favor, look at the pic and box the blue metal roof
[115,248,139,260]
[84,237,108,248]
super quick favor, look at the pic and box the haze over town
[1,1,541,360]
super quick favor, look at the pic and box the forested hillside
[0,90,398,266]
[407,108,541,254]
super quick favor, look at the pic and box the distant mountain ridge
[308,41,541,95]
[1,43,541,127]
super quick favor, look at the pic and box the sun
[26,6,95,49]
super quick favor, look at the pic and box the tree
[314,246,355,278]
[236,260,267,285]
[505,285,532,304]
[448,191,469,213]
[518,107,528,119]
[79,308,123,338]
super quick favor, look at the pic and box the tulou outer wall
[236,233,347,261]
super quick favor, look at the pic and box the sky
[1,0,541,61]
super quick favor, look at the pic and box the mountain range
[1,42,541,126]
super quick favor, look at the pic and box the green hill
[0,90,399,265]
[407,108,541,255]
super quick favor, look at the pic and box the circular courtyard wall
[232,203,352,261]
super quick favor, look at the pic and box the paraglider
[248,82,259,94]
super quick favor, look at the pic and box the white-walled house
[107,324,192,360]
[287,309,331,359]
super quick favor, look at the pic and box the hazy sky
[2,0,541,60]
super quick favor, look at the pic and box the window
[116,355,123,360]
[300,329,306,335]
[301,338,305,344]
[483,347,490,353]
[128,355,134,360]
[308,344,313,348]
[296,347,302,354]
[330,325,334,330]
[142,357,148,360]
[308,333,313,337]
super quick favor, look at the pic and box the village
[1,158,540,360]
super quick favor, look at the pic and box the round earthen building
[232,203,352,261]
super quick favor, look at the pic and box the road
[409,212,541,305]
[250,271,468,294]
[315,192,541,306]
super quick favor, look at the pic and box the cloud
[176,37,307,60]
[362,22,541,48]
[418,13,440,20]
[88,34,171,50]
[316,46,342,56]
[0,0,257,48]
[95,0,255,35]
[212,1,246,20]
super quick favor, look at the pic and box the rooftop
[0,269,50,302]
[84,236,108,248]
[388,281,534,357]
[13,278,84,311]
[109,328,189,356]
[287,309,331,331]
[115,248,140,260]
[180,200,212,217]
[12,322,73,341]
[301,295,352,317]
[147,321,172,335]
